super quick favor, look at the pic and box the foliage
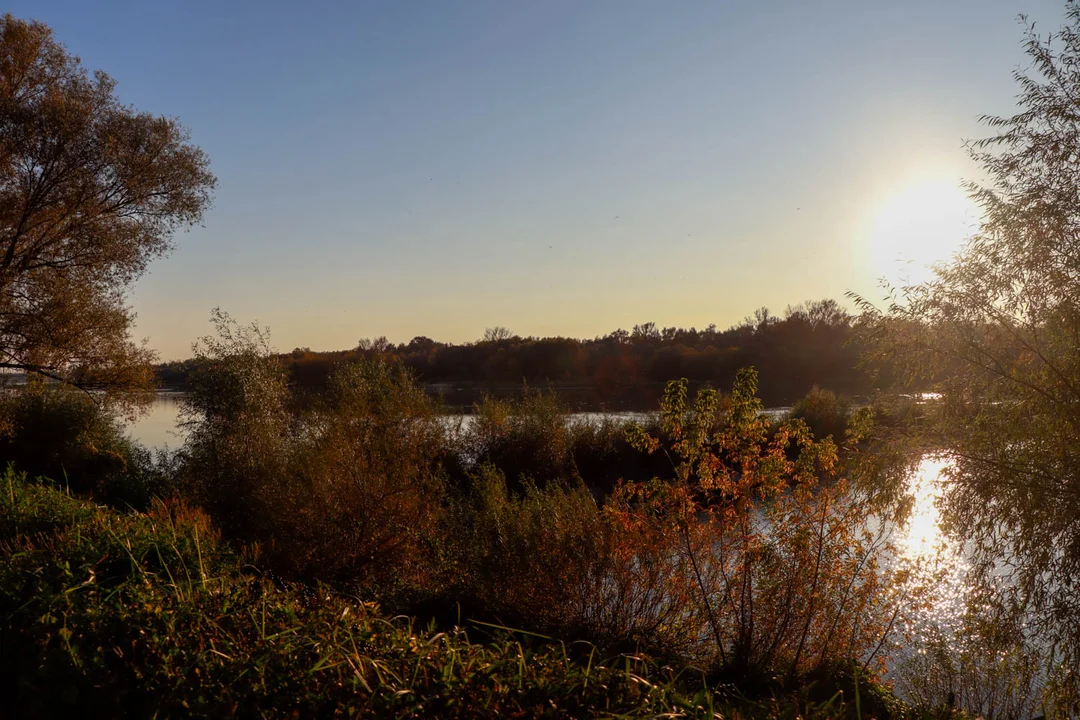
[462,389,579,489]
[157,298,870,408]
[567,412,671,495]
[448,390,668,496]
[443,466,617,640]
[441,463,721,665]
[0,15,214,402]
[0,468,910,719]
[852,4,1080,685]
[441,371,906,701]
[0,384,169,506]
[179,309,292,539]
[622,371,906,687]
[176,321,906,704]
[264,358,448,589]
[180,310,448,592]
[790,386,851,443]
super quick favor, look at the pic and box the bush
[180,310,293,539]
[433,372,908,696]
[264,359,449,590]
[456,393,670,498]
[181,312,448,595]
[621,372,905,688]
[567,414,669,495]
[443,465,610,633]
[0,384,167,507]
[790,386,851,443]
[460,389,578,490]
[173,316,907,706]
[439,465,702,658]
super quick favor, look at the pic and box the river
[124,392,792,450]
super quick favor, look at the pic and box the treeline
[157,299,877,407]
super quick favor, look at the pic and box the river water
[126,393,793,450]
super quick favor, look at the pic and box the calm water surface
[127,392,188,449]
[125,393,791,451]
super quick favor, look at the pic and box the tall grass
[1,468,911,719]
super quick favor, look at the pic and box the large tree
[0,15,214,398]
[856,2,1080,688]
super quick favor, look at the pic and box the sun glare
[868,179,979,287]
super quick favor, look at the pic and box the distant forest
[156,299,880,409]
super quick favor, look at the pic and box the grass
[0,468,949,719]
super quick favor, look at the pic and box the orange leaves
[612,369,904,680]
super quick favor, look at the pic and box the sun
[868,178,979,287]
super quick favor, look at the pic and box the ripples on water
[894,456,971,641]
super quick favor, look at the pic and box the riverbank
[0,469,914,719]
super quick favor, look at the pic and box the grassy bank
[0,469,918,719]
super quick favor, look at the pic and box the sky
[11,0,1069,359]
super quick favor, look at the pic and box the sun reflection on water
[900,455,951,558]
[894,455,972,642]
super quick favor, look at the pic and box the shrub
[622,371,905,687]
[175,316,904,703]
[567,414,669,495]
[461,389,578,490]
[457,393,671,497]
[790,385,851,443]
[444,465,612,634]
[441,464,738,663]
[437,372,906,691]
[0,384,167,507]
[181,312,448,595]
[264,359,448,590]
[180,310,293,539]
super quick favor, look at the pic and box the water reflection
[126,392,186,450]
[901,455,952,558]
[895,455,971,641]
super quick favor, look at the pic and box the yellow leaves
[625,424,659,455]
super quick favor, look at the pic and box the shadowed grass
[0,468,936,719]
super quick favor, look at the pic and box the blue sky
[12,0,1067,359]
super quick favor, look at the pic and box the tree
[356,336,392,353]
[0,15,214,399]
[855,4,1080,693]
[482,326,513,343]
